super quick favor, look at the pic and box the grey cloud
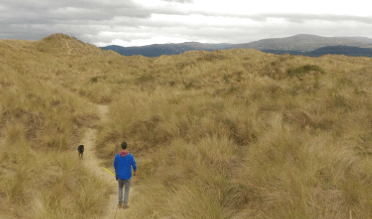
[1,0,372,46]
[92,18,372,46]
[161,0,193,3]
[266,14,372,24]
[174,9,372,24]
[0,0,198,42]
[0,0,154,41]
[237,13,372,24]
[1,0,140,12]
[1,0,151,22]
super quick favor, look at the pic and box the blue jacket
[114,150,137,180]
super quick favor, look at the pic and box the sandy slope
[80,105,136,219]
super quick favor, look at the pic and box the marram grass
[2,34,372,218]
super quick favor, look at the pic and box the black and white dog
[77,145,84,159]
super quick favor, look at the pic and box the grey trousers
[118,179,131,206]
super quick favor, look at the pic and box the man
[114,141,137,209]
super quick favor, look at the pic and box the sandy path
[65,41,71,55]
[80,105,134,219]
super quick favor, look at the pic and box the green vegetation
[286,64,325,78]
[2,33,372,218]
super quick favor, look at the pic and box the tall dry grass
[0,35,112,219]
[93,48,372,218]
[3,34,372,218]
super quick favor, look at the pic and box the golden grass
[0,35,111,218]
[2,33,372,218]
[94,48,372,218]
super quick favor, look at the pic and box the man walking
[114,141,137,209]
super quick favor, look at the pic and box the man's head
[121,141,127,150]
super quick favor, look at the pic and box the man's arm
[113,155,118,180]
[132,156,137,176]
[113,155,117,169]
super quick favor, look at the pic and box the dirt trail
[80,105,134,219]
[65,41,71,55]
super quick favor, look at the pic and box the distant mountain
[100,34,372,57]
[100,42,233,57]
[262,46,372,57]
[236,34,372,51]
[307,45,372,57]
[338,36,372,44]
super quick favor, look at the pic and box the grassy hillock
[94,50,372,218]
[2,33,372,218]
[0,34,114,218]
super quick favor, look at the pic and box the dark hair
[121,142,127,150]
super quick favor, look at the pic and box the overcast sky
[1,0,371,47]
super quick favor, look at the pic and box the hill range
[100,34,372,57]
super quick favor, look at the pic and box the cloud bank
[1,0,371,46]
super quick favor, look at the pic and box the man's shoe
[123,205,129,209]
[118,203,123,208]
